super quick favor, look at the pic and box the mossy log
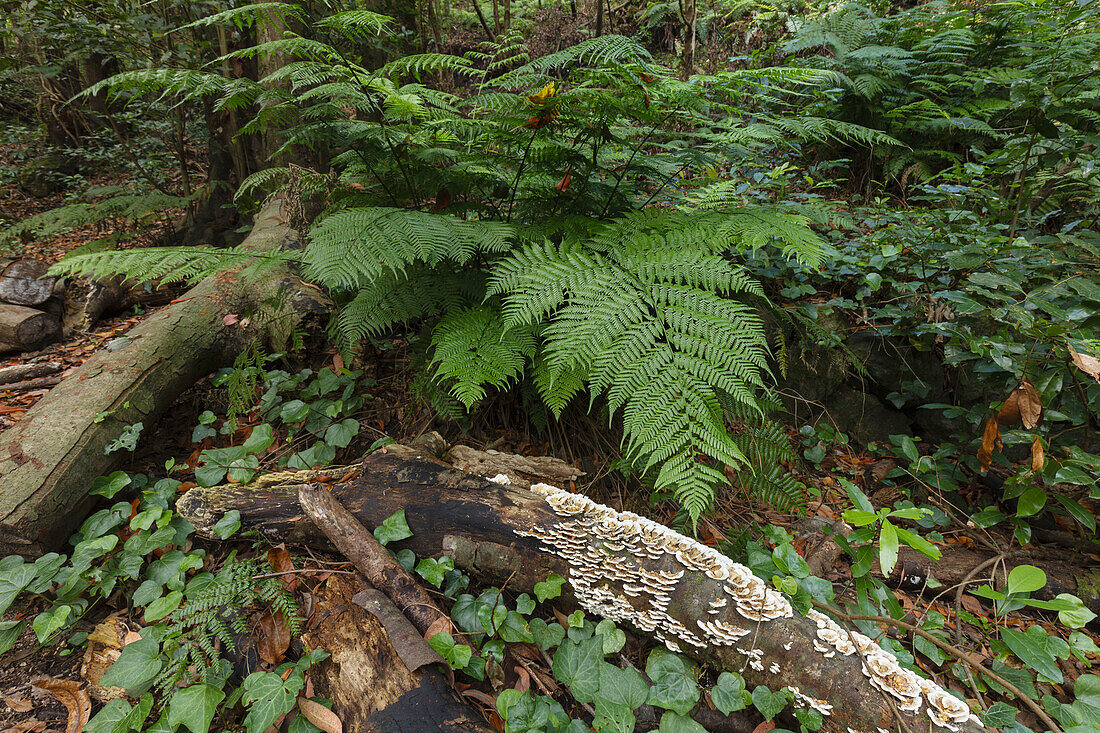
[0,198,330,555]
[177,444,992,733]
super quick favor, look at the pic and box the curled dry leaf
[267,545,296,592]
[977,416,1002,471]
[29,679,90,733]
[5,695,33,713]
[257,609,292,664]
[996,379,1042,428]
[298,697,342,733]
[1069,343,1100,383]
[1031,436,1045,472]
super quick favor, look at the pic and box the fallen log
[0,259,55,306]
[0,361,63,385]
[177,444,994,733]
[0,198,331,555]
[0,375,63,392]
[301,574,495,732]
[0,304,59,353]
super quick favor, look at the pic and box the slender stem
[506,130,538,222]
[599,110,674,219]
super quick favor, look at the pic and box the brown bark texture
[177,444,992,733]
[0,258,55,306]
[301,574,496,732]
[0,198,330,555]
[0,303,59,353]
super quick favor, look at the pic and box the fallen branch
[0,361,63,385]
[0,375,64,392]
[0,198,331,554]
[178,444,994,733]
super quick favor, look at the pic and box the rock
[16,151,82,198]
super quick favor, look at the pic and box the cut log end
[0,259,55,307]
[0,304,59,353]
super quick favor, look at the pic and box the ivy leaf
[534,573,565,602]
[553,636,605,704]
[84,699,133,733]
[0,619,26,655]
[99,636,163,691]
[657,711,707,732]
[515,593,536,615]
[981,701,1018,728]
[711,672,746,714]
[90,471,133,498]
[597,662,649,709]
[595,619,626,654]
[0,560,36,616]
[751,685,789,720]
[144,591,183,622]
[168,683,225,733]
[1001,626,1070,683]
[211,510,241,539]
[415,556,453,587]
[499,610,534,643]
[242,423,275,453]
[242,670,303,733]
[324,418,359,448]
[646,649,699,716]
[374,510,413,545]
[529,617,565,651]
[794,708,823,731]
[33,604,71,643]
[428,632,473,669]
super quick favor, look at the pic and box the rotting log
[0,259,55,306]
[0,304,59,353]
[301,574,496,732]
[178,444,993,733]
[0,361,63,385]
[0,198,331,555]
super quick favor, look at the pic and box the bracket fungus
[518,483,984,733]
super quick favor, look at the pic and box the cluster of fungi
[514,482,983,733]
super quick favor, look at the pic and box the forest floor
[1,141,1098,733]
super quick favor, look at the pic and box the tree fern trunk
[0,199,330,555]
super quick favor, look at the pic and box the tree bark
[177,444,992,733]
[0,198,330,555]
[0,304,59,353]
[301,574,496,732]
[0,361,62,385]
[0,259,55,306]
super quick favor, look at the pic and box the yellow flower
[527,82,557,105]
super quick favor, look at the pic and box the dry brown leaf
[977,416,1001,471]
[1031,436,1045,472]
[996,388,1021,426]
[29,679,90,733]
[257,609,292,665]
[2,720,48,733]
[5,696,33,713]
[514,664,531,694]
[752,721,777,733]
[298,697,342,733]
[1017,380,1042,429]
[267,545,296,592]
[1069,343,1100,383]
[461,689,497,708]
[423,615,453,641]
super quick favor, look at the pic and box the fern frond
[48,246,299,286]
[430,305,536,408]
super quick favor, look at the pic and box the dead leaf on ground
[977,416,1002,471]
[267,545,296,592]
[1,720,48,733]
[1031,436,1045,472]
[5,696,32,713]
[424,615,453,641]
[1069,343,1100,383]
[29,679,90,733]
[752,721,776,733]
[298,697,342,733]
[257,609,292,664]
